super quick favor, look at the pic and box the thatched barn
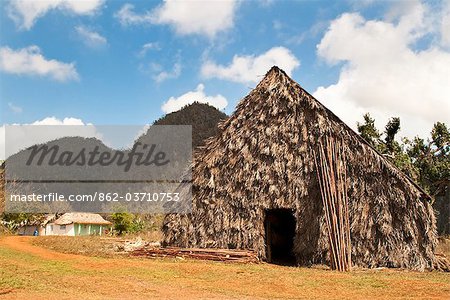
[163,66,443,271]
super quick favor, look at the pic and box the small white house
[45,213,112,236]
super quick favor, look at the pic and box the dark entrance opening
[264,209,296,266]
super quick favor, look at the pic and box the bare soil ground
[1,236,449,300]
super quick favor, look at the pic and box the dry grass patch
[30,232,162,257]
[1,236,450,299]
[31,236,121,257]
[438,236,450,257]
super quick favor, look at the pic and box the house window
[60,225,66,230]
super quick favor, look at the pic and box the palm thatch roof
[163,66,445,271]
[54,213,111,225]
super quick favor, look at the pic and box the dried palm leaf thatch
[163,66,444,271]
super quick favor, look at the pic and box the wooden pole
[313,136,351,271]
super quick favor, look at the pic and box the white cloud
[115,0,238,38]
[441,1,450,48]
[286,20,329,45]
[152,0,238,37]
[138,42,161,57]
[153,62,181,83]
[8,102,23,113]
[75,26,107,48]
[30,117,88,126]
[201,47,300,84]
[0,117,99,160]
[7,0,104,30]
[0,119,154,160]
[161,84,228,113]
[140,55,182,83]
[114,3,152,26]
[313,1,450,138]
[0,46,79,82]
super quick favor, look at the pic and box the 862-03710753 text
[9,192,181,202]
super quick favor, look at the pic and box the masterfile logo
[25,142,170,172]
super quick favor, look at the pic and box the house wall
[45,223,75,236]
[38,226,45,236]
[45,224,52,235]
[74,224,105,236]
[43,223,108,236]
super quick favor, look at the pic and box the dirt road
[1,236,449,299]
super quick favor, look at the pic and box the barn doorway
[264,209,296,265]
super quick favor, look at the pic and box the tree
[110,212,134,235]
[404,122,450,197]
[110,212,146,235]
[357,114,416,177]
[381,117,418,179]
[357,114,449,199]
[357,113,381,148]
[384,117,400,154]
[1,213,47,232]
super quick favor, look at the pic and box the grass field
[1,236,449,299]
[31,236,124,257]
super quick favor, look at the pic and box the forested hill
[153,102,228,148]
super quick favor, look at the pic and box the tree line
[357,113,449,199]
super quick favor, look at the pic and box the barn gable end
[163,66,440,271]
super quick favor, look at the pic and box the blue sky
[1,0,449,158]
